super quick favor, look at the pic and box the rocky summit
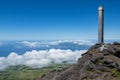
[38,42,120,80]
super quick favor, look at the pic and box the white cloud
[21,41,40,47]
[0,49,87,70]
[21,40,94,47]
[45,40,94,46]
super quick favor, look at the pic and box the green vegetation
[87,65,92,72]
[94,59,104,65]
[111,68,120,78]
[0,63,72,80]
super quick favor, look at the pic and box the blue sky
[0,0,120,40]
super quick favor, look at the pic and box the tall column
[98,6,104,44]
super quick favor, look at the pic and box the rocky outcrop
[39,42,120,80]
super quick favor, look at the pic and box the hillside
[0,63,72,80]
[39,42,120,80]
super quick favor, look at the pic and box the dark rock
[113,42,120,45]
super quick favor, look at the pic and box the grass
[111,68,120,78]
[0,63,72,80]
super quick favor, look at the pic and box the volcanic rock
[39,43,120,80]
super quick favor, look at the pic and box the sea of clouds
[0,49,87,70]
[21,40,94,47]
[0,40,94,70]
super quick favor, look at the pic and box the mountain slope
[39,42,120,80]
[0,63,71,80]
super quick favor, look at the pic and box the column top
[99,6,104,11]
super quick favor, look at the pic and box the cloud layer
[21,41,40,47]
[21,40,94,47]
[0,49,87,70]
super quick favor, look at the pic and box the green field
[0,63,72,80]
